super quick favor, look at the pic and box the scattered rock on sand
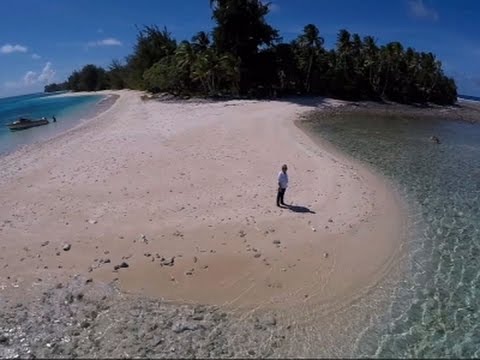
[264,315,277,326]
[62,244,71,251]
[161,257,175,266]
[114,262,129,271]
[172,321,200,333]
[273,240,281,245]
[254,253,261,258]
[41,241,49,247]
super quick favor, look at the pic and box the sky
[0,0,479,98]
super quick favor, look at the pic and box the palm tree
[296,24,324,93]
[362,36,380,95]
[175,41,196,70]
[191,31,210,52]
[380,42,404,98]
[192,49,239,95]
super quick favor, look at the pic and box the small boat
[6,117,49,131]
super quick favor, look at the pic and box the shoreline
[0,91,408,357]
[0,92,120,159]
[304,97,480,124]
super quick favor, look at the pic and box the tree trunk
[305,53,313,93]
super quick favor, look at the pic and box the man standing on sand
[277,164,289,207]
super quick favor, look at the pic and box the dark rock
[172,321,200,333]
[41,241,50,247]
[254,253,261,258]
[273,240,281,245]
[81,320,91,328]
[65,293,74,304]
[0,334,8,344]
[85,278,93,284]
[103,258,111,264]
[161,257,175,266]
[264,315,277,326]
[151,336,163,347]
[119,262,129,268]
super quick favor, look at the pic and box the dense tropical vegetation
[45,0,457,105]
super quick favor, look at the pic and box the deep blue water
[0,92,104,155]
[304,113,480,358]
[459,94,480,102]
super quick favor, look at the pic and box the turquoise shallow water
[304,112,480,358]
[0,92,104,155]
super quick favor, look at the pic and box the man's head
[282,164,288,172]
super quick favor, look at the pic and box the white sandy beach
[0,90,406,310]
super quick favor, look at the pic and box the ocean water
[459,94,480,102]
[303,113,480,358]
[0,92,105,155]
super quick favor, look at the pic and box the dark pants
[277,188,286,206]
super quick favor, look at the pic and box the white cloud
[409,0,439,21]
[23,71,38,85]
[87,38,122,47]
[32,53,41,60]
[1,43,28,54]
[4,62,56,90]
[37,62,55,83]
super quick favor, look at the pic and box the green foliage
[144,55,189,94]
[125,25,177,89]
[65,65,109,92]
[46,0,457,105]
[210,0,279,92]
[108,60,127,90]
[44,82,68,92]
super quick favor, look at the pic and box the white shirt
[278,171,288,189]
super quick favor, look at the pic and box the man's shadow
[281,204,316,214]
